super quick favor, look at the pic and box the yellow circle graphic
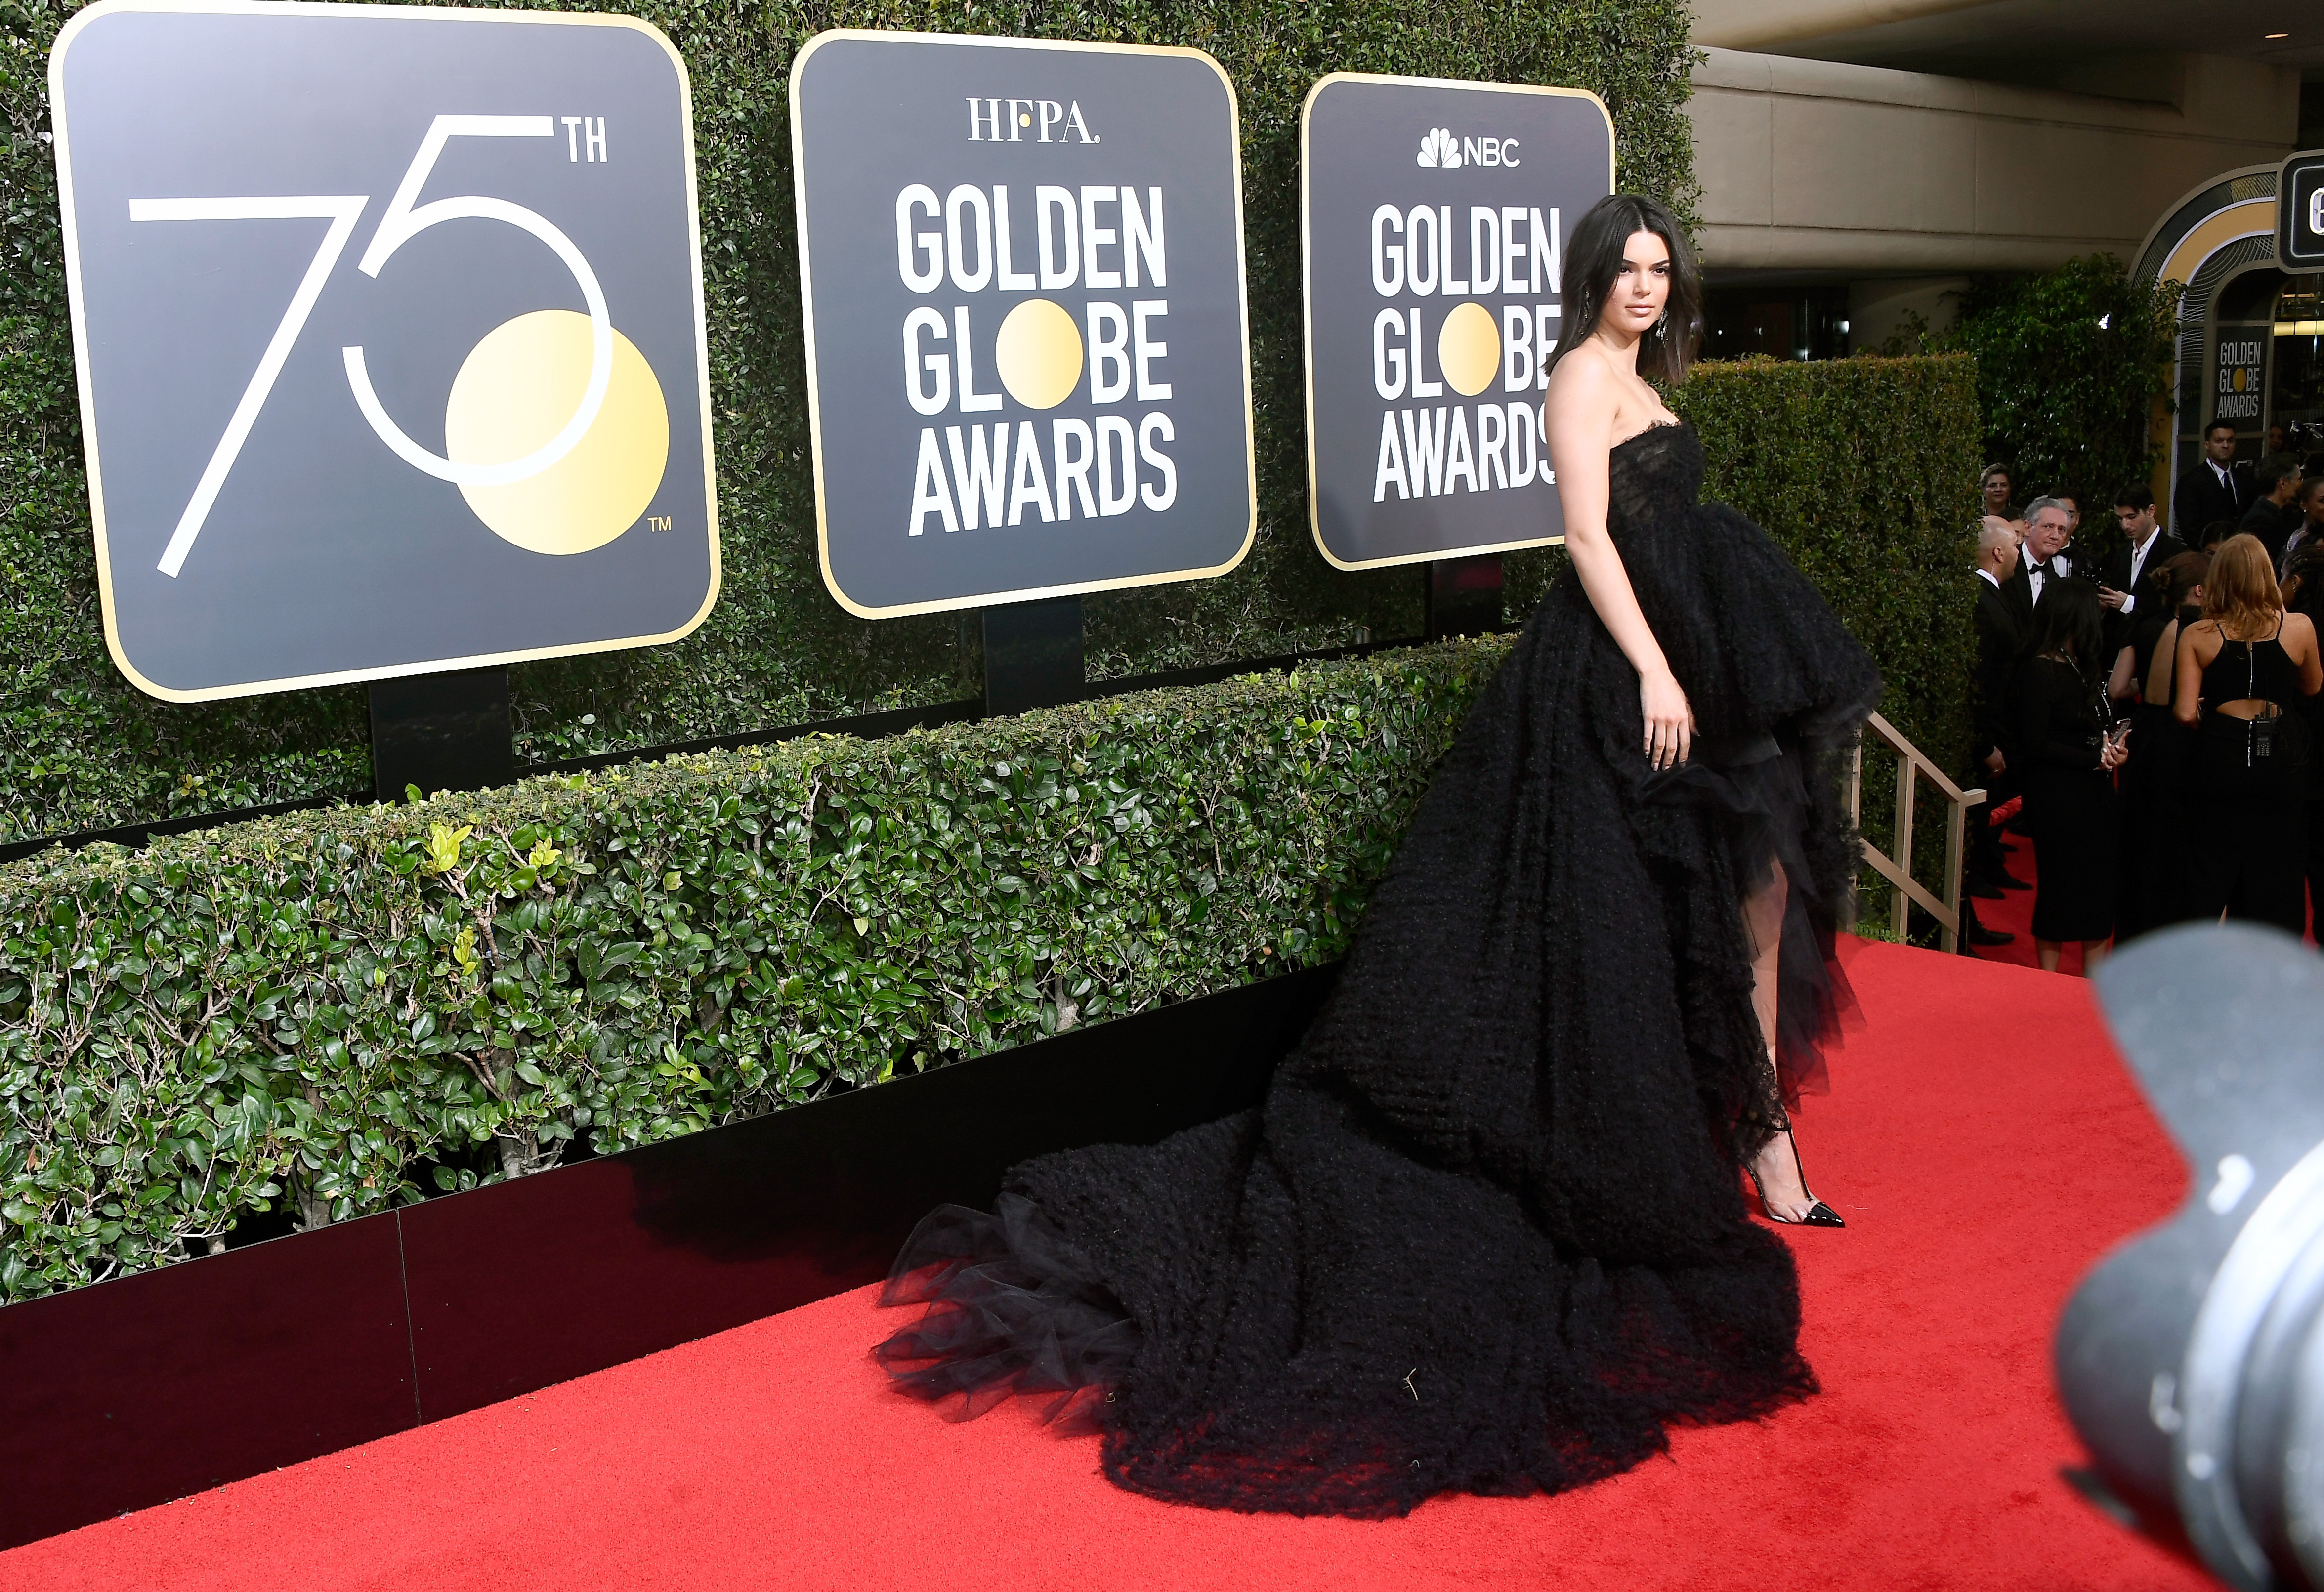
[444,309,670,556]
[993,298,1084,410]
[1437,302,1501,398]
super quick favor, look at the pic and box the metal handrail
[1844,711,1986,954]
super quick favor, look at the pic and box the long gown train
[873,422,1882,1518]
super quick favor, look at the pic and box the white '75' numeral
[131,114,611,577]
[128,196,366,578]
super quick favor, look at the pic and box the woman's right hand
[1641,668,1694,770]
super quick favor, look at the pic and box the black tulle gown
[873,421,1883,1518]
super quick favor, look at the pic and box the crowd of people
[1963,424,2324,970]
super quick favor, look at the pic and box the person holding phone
[2011,579,2127,972]
[2113,550,2209,940]
[2097,484,2186,657]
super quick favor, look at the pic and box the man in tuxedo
[2098,484,2188,654]
[1964,520,2025,933]
[2172,418,2251,540]
[2000,498,2073,631]
[2238,459,2303,567]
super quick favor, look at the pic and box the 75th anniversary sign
[52,0,718,702]
[790,30,1256,618]
[1302,74,1612,570]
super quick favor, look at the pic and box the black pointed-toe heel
[1747,1130,1846,1228]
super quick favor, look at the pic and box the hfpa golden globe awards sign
[1301,74,1612,569]
[789,31,1256,618]
[50,0,718,703]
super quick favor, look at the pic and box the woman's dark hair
[1546,193,1702,384]
[2147,548,2209,611]
[2284,542,2324,622]
[2021,578,2107,685]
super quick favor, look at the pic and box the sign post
[50,0,719,793]
[1299,73,1612,634]
[788,29,1256,712]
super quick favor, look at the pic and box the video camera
[2058,923,2324,1590]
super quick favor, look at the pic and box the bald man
[1966,520,2027,915]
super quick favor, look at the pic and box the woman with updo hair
[2111,549,2208,940]
[2012,579,2126,970]
[2173,533,2324,931]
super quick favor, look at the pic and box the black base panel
[368,666,514,804]
[1427,553,1505,640]
[0,962,1336,1549]
[983,594,1086,716]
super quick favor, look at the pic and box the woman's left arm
[2289,612,2324,697]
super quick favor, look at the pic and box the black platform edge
[0,961,1338,1551]
[0,631,1495,866]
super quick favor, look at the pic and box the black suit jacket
[2174,458,2252,542]
[1998,552,2069,633]
[2097,531,2189,655]
[2237,498,2301,566]
[1972,575,2020,763]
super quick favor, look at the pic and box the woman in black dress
[2283,541,2324,933]
[874,194,1880,1519]
[2012,580,2127,971]
[2173,534,2323,931]
[2110,551,2207,941]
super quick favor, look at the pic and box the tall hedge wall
[0,0,1699,841]
[0,641,1501,1301]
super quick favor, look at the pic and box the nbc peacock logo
[1415,126,1521,170]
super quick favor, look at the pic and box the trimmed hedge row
[0,640,1504,1301]
[0,0,1699,840]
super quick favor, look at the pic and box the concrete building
[1682,0,2323,517]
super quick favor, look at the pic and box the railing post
[1891,750,1915,938]
[1940,785,1969,955]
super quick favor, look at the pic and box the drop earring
[1651,308,1669,337]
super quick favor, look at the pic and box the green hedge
[1673,353,1981,774]
[0,349,1984,1303]
[0,0,1699,841]
[0,641,1504,1301]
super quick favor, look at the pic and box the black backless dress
[873,421,1883,1518]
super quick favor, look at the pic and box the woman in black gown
[2010,581,2128,971]
[2112,551,2208,941]
[873,194,1881,1519]
[2173,534,2323,931]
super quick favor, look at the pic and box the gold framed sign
[51,0,718,702]
[789,30,1256,619]
[1300,73,1612,571]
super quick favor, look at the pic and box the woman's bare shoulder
[1544,346,1616,413]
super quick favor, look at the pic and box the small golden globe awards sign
[50,0,718,703]
[1301,74,1611,570]
[789,30,1256,618]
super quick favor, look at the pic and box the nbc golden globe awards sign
[1301,74,1611,569]
[50,0,718,702]
[789,31,1256,618]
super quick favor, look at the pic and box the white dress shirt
[2119,528,2161,615]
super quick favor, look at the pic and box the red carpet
[0,942,2212,1592]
